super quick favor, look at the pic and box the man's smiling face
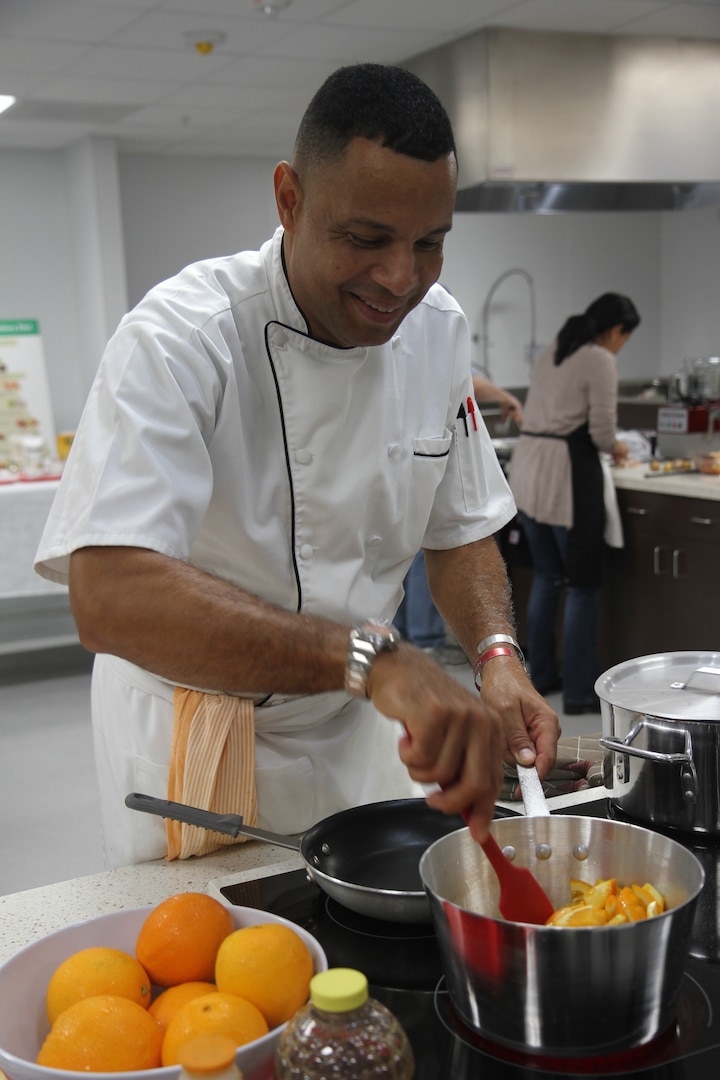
[275,137,457,349]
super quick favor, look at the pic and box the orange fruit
[215,924,313,1029]
[46,946,151,1025]
[161,992,268,1066]
[136,892,235,986]
[37,994,163,1072]
[149,981,218,1030]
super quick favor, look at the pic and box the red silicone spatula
[477,765,554,925]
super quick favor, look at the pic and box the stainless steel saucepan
[420,811,704,1055]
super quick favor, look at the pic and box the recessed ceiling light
[0,95,17,117]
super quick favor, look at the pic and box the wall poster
[0,319,57,470]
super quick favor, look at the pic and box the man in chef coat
[35,64,558,868]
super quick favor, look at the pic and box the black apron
[522,423,605,588]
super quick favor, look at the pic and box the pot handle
[599,724,698,805]
[672,666,720,694]
[598,735,692,766]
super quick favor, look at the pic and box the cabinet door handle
[653,545,669,575]
[672,548,685,579]
[626,506,648,515]
[689,516,713,527]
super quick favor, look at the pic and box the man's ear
[274,161,302,232]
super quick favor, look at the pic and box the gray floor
[0,646,598,898]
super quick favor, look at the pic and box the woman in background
[508,293,640,713]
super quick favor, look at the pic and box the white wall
[118,154,279,308]
[660,206,720,369]
[2,141,720,436]
[0,150,86,431]
[442,211,661,387]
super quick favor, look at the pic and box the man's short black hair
[293,63,456,169]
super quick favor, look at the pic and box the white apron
[93,654,423,868]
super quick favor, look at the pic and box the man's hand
[366,645,504,843]
[476,656,560,780]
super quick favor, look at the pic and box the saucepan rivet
[312,855,321,866]
[535,844,552,860]
[501,844,517,862]
[572,844,589,861]
[321,843,331,855]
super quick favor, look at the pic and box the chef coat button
[367,535,382,546]
[387,443,398,457]
[299,543,314,560]
[295,448,312,465]
[274,329,287,349]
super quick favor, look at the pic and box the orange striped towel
[166,688,258,860]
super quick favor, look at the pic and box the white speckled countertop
[0,842,303,965]
[613,462,720,499]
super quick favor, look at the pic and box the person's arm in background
[424,537,560,782]
[472,375,524,426]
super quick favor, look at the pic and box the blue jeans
[519,512,600,704]
[394,551,446,648]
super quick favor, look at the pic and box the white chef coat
[35,226,516,868]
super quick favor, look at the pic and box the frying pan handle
[124,792,302,850]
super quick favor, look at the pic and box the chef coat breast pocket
[412,433,453,460]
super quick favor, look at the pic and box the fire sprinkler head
[250,0,293,15]
[183,30,227,55]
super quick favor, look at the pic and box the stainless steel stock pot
[596,652,720,834]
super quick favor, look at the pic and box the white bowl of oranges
[0,892,327,1080]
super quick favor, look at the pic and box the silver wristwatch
[344,620,401,698]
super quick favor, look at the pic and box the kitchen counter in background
[612,461,720,499]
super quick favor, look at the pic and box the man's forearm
[423,536,517,660]
[69,546,349,695]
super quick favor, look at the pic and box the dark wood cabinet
[599,489,719,669]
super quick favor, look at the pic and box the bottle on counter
[274,967,414,1080]
[177,1034,243,1080]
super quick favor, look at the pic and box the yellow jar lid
[310,968,369,1012]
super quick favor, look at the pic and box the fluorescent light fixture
[0,95,17,116]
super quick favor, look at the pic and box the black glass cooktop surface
[220,800,720,1080]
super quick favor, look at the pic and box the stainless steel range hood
[404,29,720,212]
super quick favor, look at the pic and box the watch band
[345,620,400,698]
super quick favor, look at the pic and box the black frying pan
[126,792,514,922]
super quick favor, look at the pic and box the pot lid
[595,651,720,721]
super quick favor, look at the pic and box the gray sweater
[508,341,618,527]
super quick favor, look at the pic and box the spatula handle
[516,764,550,817]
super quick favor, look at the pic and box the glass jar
[274,967,414,1079]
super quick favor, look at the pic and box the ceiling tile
[0,0,145,44]
[483,0,671,36]
[254,21,446,61]
[67,43,231,80]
